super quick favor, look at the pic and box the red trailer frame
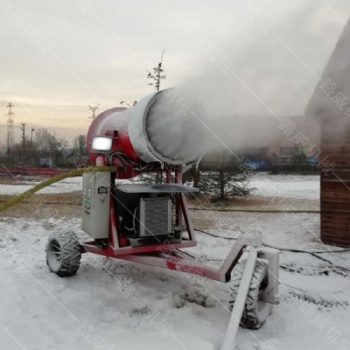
[80,168,261,283]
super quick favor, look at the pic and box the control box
[82,172,110,239]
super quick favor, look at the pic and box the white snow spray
[145,2,350,157]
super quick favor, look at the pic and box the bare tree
[35,128,56,152]
[73,135,87,155]
[50,137,69,167]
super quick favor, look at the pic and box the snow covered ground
[249,174,320,200]
[0,174,320,200]
[0,177,138,195]
[0,176,83,195]
[1,175,350,350]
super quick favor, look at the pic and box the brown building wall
[321,117,350,247]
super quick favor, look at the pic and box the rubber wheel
[46,231,81,277]
[229,258,272,330]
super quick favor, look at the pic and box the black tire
[229,258,272,330]
[46,231,81,277]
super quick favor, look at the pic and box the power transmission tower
[21,123,26,160]
[88,104,100,120]
[147,50,166,91]
[146,50,166,184]
[6,102,15,157]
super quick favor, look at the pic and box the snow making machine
[46,90,280,347]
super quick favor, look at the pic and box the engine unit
[82,180,198,245]
[114,184,178,246]
[139,197,171,237]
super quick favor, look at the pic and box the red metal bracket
[80,234,260,283]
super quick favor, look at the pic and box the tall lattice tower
[88,104,99,121]
[6,102,15,156]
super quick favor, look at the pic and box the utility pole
[31,128,35,143]
[21,123,26,161]
[6,102,15,157]
[88,104,100,121]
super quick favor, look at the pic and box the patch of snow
[2,174,349,349]
[0,177,83,195]
[249,174,320,200]
[1,174,320,199]
[0,211,349,349]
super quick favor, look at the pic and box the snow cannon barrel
[87,89,206,166]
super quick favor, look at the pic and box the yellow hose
[0,166,116,213]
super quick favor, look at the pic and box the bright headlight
[91,136,113,152]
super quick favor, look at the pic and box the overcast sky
[0,0,350,145]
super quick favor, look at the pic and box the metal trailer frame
[79,169,278,285]
[79,168,280,349]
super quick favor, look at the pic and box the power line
[0,101,111,113]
